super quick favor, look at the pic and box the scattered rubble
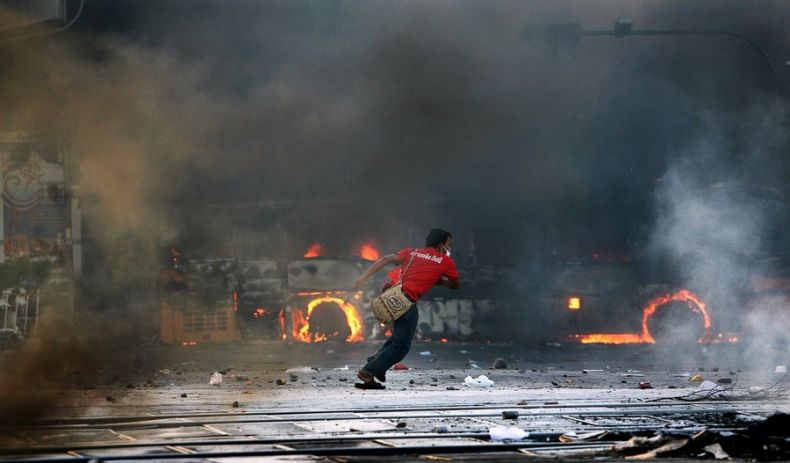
[285,367,317,374]
[433,424,450,433]
[489,358,508,369]
[464,375,494,388]
[489,426,528,441]
[602,413,790,460]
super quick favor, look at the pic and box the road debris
[285,367,317,374]
[489,358,508,369]
[694,380,728,399]
[489,426,528,441]
[501,410,519,419]
[703,442,730,459]
[464,375,494,388]
[209,372,223,386]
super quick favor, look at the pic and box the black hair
[426,229,452,248]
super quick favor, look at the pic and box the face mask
[444,246,451,257]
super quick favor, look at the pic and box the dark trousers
[362,304,418,376]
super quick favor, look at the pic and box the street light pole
[583,17,779,92]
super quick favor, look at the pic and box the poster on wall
[2,150,68,263]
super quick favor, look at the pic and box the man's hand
[438,276,461,289]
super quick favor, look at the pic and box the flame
[641,289,711,344]
[572,289,734,345]
[708,332,739,344]
[573,333,645,344]
[358,243,380,261]
[278,309,286,340]
[291,296,365,343]
[303,243,324,258]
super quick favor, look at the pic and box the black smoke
[1,0,788,328]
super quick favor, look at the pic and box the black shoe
[354,381,385,390]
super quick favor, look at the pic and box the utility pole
[523,17,781,93]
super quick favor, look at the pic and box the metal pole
[35,288,39,331]
[0,149,5,264]
[582,27,780,92]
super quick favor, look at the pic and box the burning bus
[233,245,372,342]
[158,240,516,345]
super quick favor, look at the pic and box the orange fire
[303,243,324,258]
[641,289,711,343]
[292,296,365,343]
[572,289,732,345]
[708,332,739,344]
[358,243,380,261]
[278,309,286,340]
[573,333,645,344]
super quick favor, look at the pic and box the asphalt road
[0,341,787,461]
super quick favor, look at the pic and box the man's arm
[438,275,461,289]
[352,253,401,291]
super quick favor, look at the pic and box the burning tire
[644,300,706,345]
[641,289,712,345]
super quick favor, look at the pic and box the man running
[352,229,461,389]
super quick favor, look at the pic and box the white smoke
[650,105,788,369]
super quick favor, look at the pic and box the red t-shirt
[395,247,460,301]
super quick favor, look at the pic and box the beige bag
[369,253,416,324]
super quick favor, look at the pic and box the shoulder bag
[369,252,416,324]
